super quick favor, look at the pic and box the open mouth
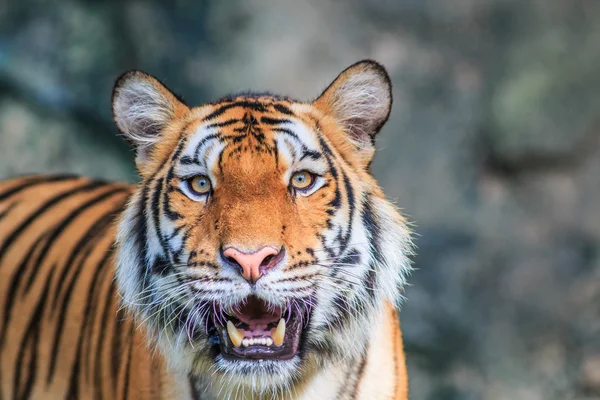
[215,295,308,361]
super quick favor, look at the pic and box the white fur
[113,78,174,149]
[329,68,391,147]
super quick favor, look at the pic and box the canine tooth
[272,319,285,347]
[242,338,249,347]
[227,321,243,347]
[266,338,273,346]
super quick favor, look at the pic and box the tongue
[234,296,282,330]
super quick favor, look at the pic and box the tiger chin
[0,60,412,399]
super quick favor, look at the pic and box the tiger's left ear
[313,60,392,162]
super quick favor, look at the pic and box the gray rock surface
[1,1,599,398]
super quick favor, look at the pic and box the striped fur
[0,60,412,399]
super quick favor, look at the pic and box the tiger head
[112,60,412,393]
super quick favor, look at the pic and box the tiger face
[112,61,412,392]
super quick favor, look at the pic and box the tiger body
[0,61,412,399]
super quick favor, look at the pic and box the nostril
[225,255,240,267]
[260,254,275,268]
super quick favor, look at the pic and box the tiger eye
[188,175,211,195]
[291,171,314,190]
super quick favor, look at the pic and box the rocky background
[1,0,599,399]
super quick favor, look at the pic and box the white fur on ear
[111,71,186,163]
[314,60,392,152]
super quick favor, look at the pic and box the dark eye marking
[272,127,299,140]
[193,133,222,164]
[299,149,322,161]
[180,156,195,165]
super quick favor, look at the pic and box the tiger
[0,60,413,399]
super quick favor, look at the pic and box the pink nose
[222,246,279,283]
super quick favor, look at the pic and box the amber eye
[291,171,314,190]
[187,175,211,196]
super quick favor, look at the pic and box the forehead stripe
[203,101,269,121]
[260,116,291,125]
[206,118,240,129]
[273,103,294,115]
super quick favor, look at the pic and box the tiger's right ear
[111,70,189,166]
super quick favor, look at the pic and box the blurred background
[1,0,599,398]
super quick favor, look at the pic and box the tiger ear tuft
[111,70,187,165]
[313,60,392,156]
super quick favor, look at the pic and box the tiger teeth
[226,321,244,347]
[272,318,285,347]
[228,319,286,348]
[240,337,276,347]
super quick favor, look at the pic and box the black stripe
[206,118,239,128]
[260,116,291,125]
[112,288,125,393]
[134,182,151,290]
[273,103,294,115]
[203,101,268,121]
[179,155,195,165]
[83,251,114,385]
[193,133,222,164]
[66,246,113,398]
[95,279,116,400]
[152,178,176,276]
[319,137,341,255]
[299,149,322,161]
[272,127,299,141]
[0,201,17,221]
[0,174,78,202]
[339,169,356,253]
[361,198,382,301]
[163,139,187,221]
[121,325,135,400]
[349,353,368,400]
[12,267,55,400]
[273,138,280,169]
[0,232,49,354]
